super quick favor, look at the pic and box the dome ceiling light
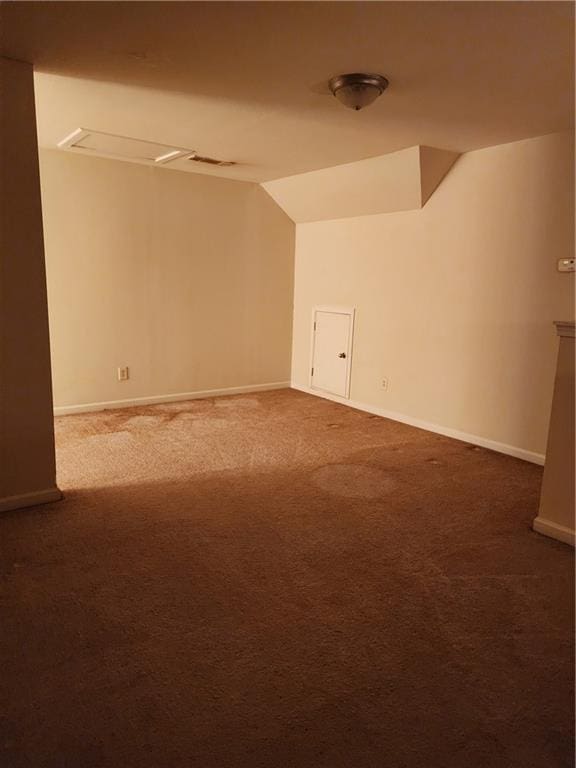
[328,73,389,111]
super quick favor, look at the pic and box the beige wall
[39,149,295,408]
[291,132,574,457]
[535,324,575,542]
[0,58,59,506]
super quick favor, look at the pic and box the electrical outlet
[381,378,389,391]
[558,258,575,273]
[117,366,129,382]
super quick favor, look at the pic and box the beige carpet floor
[0,388,573,767]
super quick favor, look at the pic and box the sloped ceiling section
[261,146,459,223]
[419,146,460,207]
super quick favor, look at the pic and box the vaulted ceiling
[1,1,573,182]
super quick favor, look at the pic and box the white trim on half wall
[533,517,575,547]
[0,487,63,514]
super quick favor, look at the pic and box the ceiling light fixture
[328,73,389,111]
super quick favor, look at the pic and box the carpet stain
[215,396,260,410]
[85,430,132,444]
[124,414,165,429]
[312,463,395,498]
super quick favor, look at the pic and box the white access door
[311,308,354,398]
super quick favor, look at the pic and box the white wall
[291,132,574,457]
[39,150,295,408]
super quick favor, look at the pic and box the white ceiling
[1,1,573,182]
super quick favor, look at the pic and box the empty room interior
[1,2,575,766]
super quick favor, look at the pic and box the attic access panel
[57,128,193,164]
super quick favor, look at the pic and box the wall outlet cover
[558,258,575,273]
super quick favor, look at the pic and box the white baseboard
[533,516,575,546]
[291,383,545,466]
[0,487,63,513]
[54,381,291,416]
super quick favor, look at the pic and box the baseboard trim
[291,383,545,465]
[533,516,575,546]
[54,381,291,416]
[0,487,63,513]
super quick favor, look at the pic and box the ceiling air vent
[57,128,194,165]
[189,154,235,167]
